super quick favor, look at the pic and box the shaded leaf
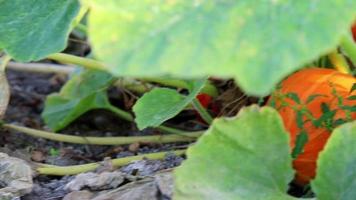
[42,92,111,131]
[0,0,80,61]
[42,70,115,131]
[88,0,356,96]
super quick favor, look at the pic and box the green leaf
[42,69,115,131]
[49,148,60,157]
[296,110,304,129]
[313,110,336,129]
[311,121,356,200]
[306,94,327,104]
[321,102,331,113]
[268,97,277,108]
[87,0,356,96]
[333,118,348,127]
[286,93,301,104]
[174,106,295,200]
[340,105,356,112]
[347,95,356,100]
[133,78,206,130]
[0,0,80,61]
[59,69,114,97]
[291,131,308,158]
[350,83,356,93]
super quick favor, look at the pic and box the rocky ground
[0,70,188,200]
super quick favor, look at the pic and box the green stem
[106,104,134,122]
[7,62,75,74]
[156,125,190,135]
[141,77,218,97]
[3,124,202,145]
[116,78,155,93]
[75,23,88,34]
[47,53,106,71]
[71,4,89,31]
[340,33,356,66]
[328,51,351,74]
[47,53,219,97]
[37,150,186,176]
[191,99,213,124]
[105,105,194,135]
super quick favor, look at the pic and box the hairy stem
[191,99,213,124]
[37,150,186,176]
[3,123,203,145]
[47,53,106,71]
[105,104,134,122]
[46,53,219,96]
[7,62,75,74]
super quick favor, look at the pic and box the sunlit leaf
[174,106,295,200]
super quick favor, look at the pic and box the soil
[0,70,187,200]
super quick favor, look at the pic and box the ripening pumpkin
[268,68,356,185]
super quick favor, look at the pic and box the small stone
[155,172,174,198]
[92,178,157,200]
[63,190,93,200]
[65,171,125,191]
[128,142,140,153]
[31,150,46,162]
[0,153,33,199]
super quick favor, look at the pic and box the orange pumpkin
[269,68,356,185]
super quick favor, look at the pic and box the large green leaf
[87,0,356,96]
[174,106,295,200]
[133,78,206,130]
[0,0,80,61]
[311,121,356,200]
[42,69,115,131]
